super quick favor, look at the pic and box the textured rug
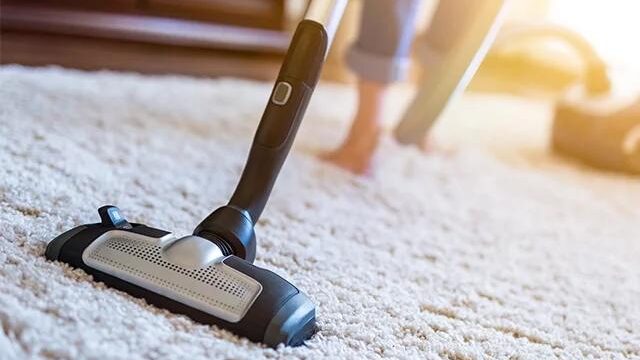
[0,66,639,359]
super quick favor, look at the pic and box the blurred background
[2,0,639,91]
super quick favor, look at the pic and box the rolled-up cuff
[346,45,411,84]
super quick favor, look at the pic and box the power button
[272,81,292,105]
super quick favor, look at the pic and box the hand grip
[227,20,328,223]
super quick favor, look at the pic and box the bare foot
[321,127,381,175]
[321,80,387,175]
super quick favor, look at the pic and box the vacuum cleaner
[45,0,347,347]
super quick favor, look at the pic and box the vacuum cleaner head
[46,206,316,347]
[45,15,335,347]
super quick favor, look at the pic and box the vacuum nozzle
[46,206,316,347]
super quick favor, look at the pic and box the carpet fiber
[1,66,639,359]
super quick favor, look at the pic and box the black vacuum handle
[228,20,328,223]
[194,20,329,261]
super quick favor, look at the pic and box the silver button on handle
[271,81,292,105]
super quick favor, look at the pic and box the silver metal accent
[82,231,262,323]
[304,0,348,53]
[162,235,224,269]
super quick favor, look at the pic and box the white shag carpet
[0,66,639,360]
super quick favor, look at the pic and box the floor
[0,66,639,359]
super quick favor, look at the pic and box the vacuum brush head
[46,206,316,347]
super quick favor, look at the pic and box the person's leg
[322,80,387,174]
[321,0,421,174]
[394,0,507,147]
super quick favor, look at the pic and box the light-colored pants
[346,0,497,83]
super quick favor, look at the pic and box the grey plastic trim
[263,292,316,346]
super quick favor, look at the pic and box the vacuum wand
[216,0,347,225]
[227,20,329,224]
[193,1,345,263]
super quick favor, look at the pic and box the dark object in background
[553,95,640,174]
[0,0,290,79]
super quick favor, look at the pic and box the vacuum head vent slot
[83,231,262,323]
